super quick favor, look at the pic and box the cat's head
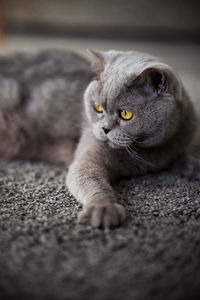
[84,50,187,150]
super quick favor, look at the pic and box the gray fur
[0,49,199,228]
[0,50,94,163]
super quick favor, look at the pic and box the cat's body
[0,49,200,228]
[0,50,94,163]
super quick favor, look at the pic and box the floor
[0,160,200,300]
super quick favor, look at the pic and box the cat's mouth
[93,128,131,149]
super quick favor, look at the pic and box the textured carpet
[0,160,200,300]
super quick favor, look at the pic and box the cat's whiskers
[126,145,144,164]
[126,144,154,168]
[125,146,148,171]
[111,130,154,168]
[128,142,141,153]
[121,130,145,151]
[107,135,131,147]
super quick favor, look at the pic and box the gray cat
[0,49,199,228]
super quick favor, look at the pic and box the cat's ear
[139,68,166,94]
[87,49,105,75]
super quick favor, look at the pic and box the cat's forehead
[99,52,166,101]
[99,67,127,103]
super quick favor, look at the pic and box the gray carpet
[0,159,200,300]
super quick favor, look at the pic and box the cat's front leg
[66,134,126,229]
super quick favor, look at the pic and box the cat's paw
[78,199,126,229]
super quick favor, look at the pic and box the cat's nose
[102,127,111,134]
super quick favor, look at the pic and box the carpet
[0,159,200,300]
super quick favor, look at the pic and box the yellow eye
[94,103,103,113]
[120,110,133,120]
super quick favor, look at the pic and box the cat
[0,49,199,228]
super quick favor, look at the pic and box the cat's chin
[107,140,123,149]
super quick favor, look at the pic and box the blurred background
[0,0,199,106]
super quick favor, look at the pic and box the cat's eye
[94,103,103,113]
[120,110,133,120]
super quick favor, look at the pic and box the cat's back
[0,50,92,78]
[0,50,94,138]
